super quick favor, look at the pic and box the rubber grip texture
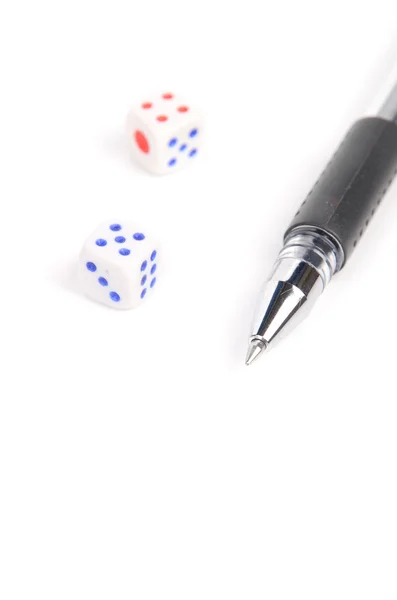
[286,117,397,265]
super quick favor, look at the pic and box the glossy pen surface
[246,78,397,365]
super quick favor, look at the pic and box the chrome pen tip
[245,337,267,366]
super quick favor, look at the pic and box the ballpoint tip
[245,338,267,366]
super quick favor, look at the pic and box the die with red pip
[126,92,203,175]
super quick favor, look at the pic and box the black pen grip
[286,117,397,266]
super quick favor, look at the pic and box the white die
[126,91,203,175]
[79,221,159,309]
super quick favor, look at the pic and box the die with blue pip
[126,91,203,175]
[79,221,159,309]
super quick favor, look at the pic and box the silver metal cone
[245,338,267,366]
[248,230,343,355]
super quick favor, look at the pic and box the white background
[1,1,397,598]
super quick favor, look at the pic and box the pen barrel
[285,117,397,267]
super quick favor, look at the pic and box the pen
[246,74,397,365]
